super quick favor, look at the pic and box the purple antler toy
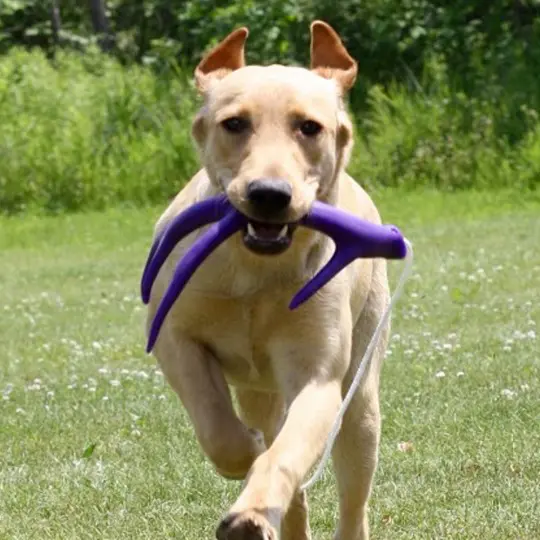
[141,194,407,353]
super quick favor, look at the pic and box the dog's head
[192,21,357,256]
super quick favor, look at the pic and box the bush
[0,48,538,215]
[0,48,198,214]
[4,2,540,111]
[350,55,540,191]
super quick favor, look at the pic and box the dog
[145,20,391,540]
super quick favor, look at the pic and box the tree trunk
[50,0,62,45]
[87,0,115,52]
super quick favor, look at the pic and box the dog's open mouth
[243,221,296,255]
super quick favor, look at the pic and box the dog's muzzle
[140,194,407,353]
[242,178,295,255]
[246,178,292,216]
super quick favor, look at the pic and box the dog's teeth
[247,223,257,237]
[278,225,288,239]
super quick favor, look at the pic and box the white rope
[301,238,414,491]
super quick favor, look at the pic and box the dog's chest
[175,292,285,390]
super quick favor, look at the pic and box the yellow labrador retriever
[145,20,391,540]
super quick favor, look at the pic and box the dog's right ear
[194,27,249,93]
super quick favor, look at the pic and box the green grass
[1,189,539,539]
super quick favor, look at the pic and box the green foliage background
[1,1,540,213]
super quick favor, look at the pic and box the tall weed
[0,48,198,214]
[350,58,538,191]
[0,49,538,215]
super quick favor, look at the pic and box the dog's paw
[216,510,277,540]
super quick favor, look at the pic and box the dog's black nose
[247,178,292,216]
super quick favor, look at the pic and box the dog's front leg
[216,358,345,540]
[151,325,266,480]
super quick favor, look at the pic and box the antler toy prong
[141,195,408,353]
[290,201,407,309]
[141,194,232,304]
[145,209,245,352]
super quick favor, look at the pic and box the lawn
[1,189,539,539]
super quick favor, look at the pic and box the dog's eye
[299,120,323,137]
[221,117,249,134]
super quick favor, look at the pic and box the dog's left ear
[310,21,357,94]
[195,27,249,93]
